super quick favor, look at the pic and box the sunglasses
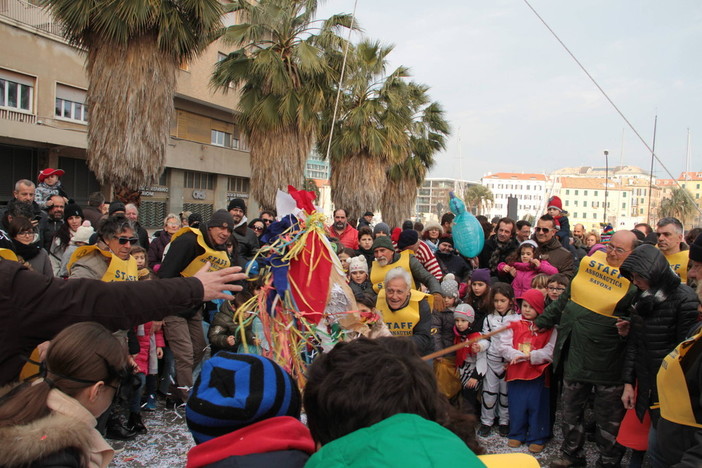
[253,225,264,231]
[116,237,139,245]
[535,227,552,233]
[262,219,273,224]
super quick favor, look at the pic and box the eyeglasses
[605,244,631,254]
[547,286,566,292]
[535,227,552,233]
[17,230,36,237]
[116,237,139,245]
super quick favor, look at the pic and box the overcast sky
[317,0,702,182]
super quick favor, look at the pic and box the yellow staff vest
[0,248,18,261]
[657,329,702,428]
[376,289,429,336]
[67,245,138,282]
[662,249,689,283]
[370,250,414,293]
[570,250,630,317]
[170,227,230,277]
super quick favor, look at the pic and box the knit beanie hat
[547,196,562,212]
[690,232,702,263]
[441,273,459,298]
[348,255,368,274]
[186,352,302,444]
[227,198,247,214]
[372,236,395,252]
[470,268,491,285]
[397,229,419,250]
[438,236,453,247]
[108,201,126,216]
[373,222,390,236]
[402,220,414,231]
[63,203,83,221]
[601,225,614,244]
[518,288,545,315]
[454,303,475,323]
[72,221,95,244]
[208,209,235,230]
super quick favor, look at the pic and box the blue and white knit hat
[186,352,301,444]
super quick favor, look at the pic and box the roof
[482,172,547,181]
[656,179,677,187]
[550,165,649,177]
[559,177,623,190]
[679,171,702,180]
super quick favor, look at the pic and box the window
[584,190,588,196]
[575,190,579,195]
[565,189,570,195]
[211,129,232,147]
[583,201,587,207]
[0,69,34,112]
[594,191,598,196]
[227,176,249,193]
[55,84,87,123]
[565,200,569,207]
[573,212,578,218]
[184,171,215,190]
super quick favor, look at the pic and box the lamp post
[603,149,609,225]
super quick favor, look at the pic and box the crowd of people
[1,171,701,468]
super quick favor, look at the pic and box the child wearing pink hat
[498,289,557,454]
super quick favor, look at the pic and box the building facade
[481,172,547,221]
[0,0,254,228]
[415,178,477,222]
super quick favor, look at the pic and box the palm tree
[319,40,411,221]
[380,85,449,228]
[658,186,698,227]
[212,0,354,211]
[43,0,223,191]
[464,184,494,215]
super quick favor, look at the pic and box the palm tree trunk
[86,34,177,189]
[380,175,417,229]
[331,152,389,221]
[249,127,310,211]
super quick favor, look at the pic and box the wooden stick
[422,325,512,361]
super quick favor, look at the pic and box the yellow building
[555,177,634,231]
[0,0,253,227]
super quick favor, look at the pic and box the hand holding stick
[422,325,511,361]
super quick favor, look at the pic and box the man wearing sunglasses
[158,209,234,405]
[533,214,574,280]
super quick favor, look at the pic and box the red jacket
[186,416,315,468]
[328,224,359,250]
[133,322,165,374]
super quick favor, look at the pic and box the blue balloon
[449,191,484,258]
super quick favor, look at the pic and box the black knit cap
[227,198,247,215]
[63,203,83,220]
[108,201,125,216]
[397,229,419,250]
[690,232,702,263]
[208,209,235,231]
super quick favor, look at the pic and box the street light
[603,149,609,225]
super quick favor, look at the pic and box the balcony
[0,0,65,40]
[0,107,36,124]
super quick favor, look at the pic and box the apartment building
[0,0,252,228]
[481,172,547,221]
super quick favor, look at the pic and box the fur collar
[0,411,93,466]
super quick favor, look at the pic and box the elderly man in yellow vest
[159,209,234,404]
[370,236,444,311]
[656,217,690,282]
[375,267,434,355]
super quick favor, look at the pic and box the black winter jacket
[620,244,700,420]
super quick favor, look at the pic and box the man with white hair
[125,203,149,251]
[374,267,434,355]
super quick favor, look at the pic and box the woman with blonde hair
[148,213,181,270]
[0,322,128,467]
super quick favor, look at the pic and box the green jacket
[305,413,486,468]
[534,280,637,386]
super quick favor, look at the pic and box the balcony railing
[0,0,64,39]
[0,107,36,124]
